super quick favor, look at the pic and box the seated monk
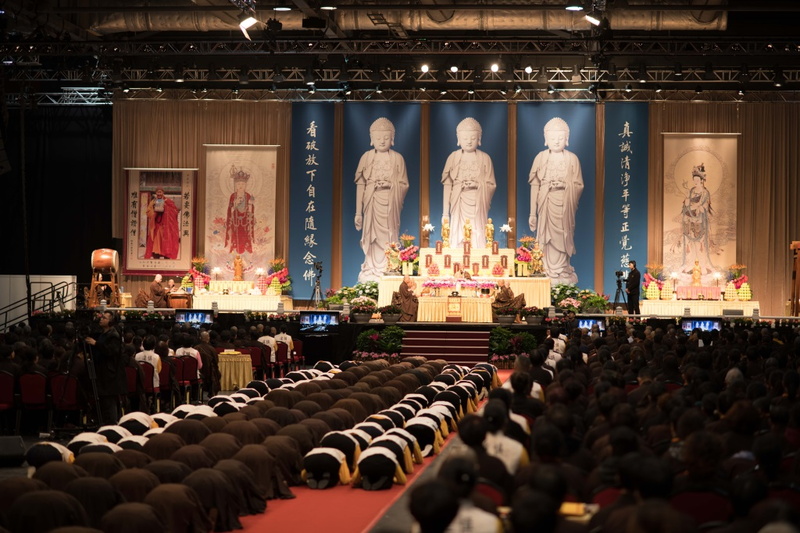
[149,273,168,308]
[392,275,419,322]
[492,279,526,321]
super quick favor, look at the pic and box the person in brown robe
[492,279,526,320]
[393,275,418,322]
[149,274,167,308]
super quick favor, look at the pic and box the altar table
[219,353,252,391]
[641,300,760,316]
[417,296,493,323]
[676,286,721,300]
[192,294,294,312]
[378,276,550,309]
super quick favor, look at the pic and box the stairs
[402,330,490,366]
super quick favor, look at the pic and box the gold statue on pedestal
[485,218,494,248]
[442,217,451,248]
[233,255,245,281]
[530,240,545,276]
[691,259,702,287]
[463,218,472,244]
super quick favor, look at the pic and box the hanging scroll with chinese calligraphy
[124,168,197,275]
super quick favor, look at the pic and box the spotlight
[468,86,475,94]
[514,84,522,94]
[266,18,283,32]
[695,85,703,94]
[655,84,663,93]
[566,0,584,11]
[774,69,785,87]
[421,63,429,73]
[738,89,745,96]
[440,88,447,95]
[490,62,499,73]
[673,63,683,77]
[122,85,130,93]
[547,84,556,94]
[239,70,250,85]
[304,69,315,85]
[499,86,508,95]
[156,86,163,93]
[375,84,383,94]
[308,85,316,94]
[624,83,632,92]
[585,10,602,26]
[450,65,458,73]
[273,3,292,11]
[175,68,186,83]
[238,10,258,40]
[524,65,533,75]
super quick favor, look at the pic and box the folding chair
[475,478,505,507]
[50,373,84,429]
[171,356,186,405]
[292,339,304,370]
[669,489,732,527]
[275,342,290,378]
[0,371,16,434]
[137,361,159,413]
[158,360,175,412]
[16,372,51,435]
[178,356,202,403]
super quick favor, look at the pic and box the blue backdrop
[428,103,509,244]
[602,102,649,300]
[288,103,335,300]
[515,103,597,288]
[341,103,422,287]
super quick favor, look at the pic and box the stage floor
[641,299,760,316]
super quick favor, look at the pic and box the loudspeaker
[0,436,26,467]
[722,309,744,316]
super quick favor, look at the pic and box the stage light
[655,84,663,93]
[175,67,186,83]
[440,88,447,95]
[490,62,499,73]
[695,85,703,94]
[266,18,283,32]
[450,65,458,73]
[468,86,475,94]
[547,84,556,94]
[304,69,315,85]
[421,63,429,73]
[585,10,602,26]
[320,4,337,10]
[238,10,258,40]
[524,65,533,75]
[774,69,785,87]
[308,85,316,94]
[514,84,522,94]
[673,63,683,77]
[499,86,508,95]
[738,88,745,96]
[624,83,632,92]
[375,84,383,94]
[273,3,292,11]
[566,0,584,11]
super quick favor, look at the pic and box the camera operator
[625,260,641,315]
[84,311,126,425]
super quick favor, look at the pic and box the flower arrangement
[427,263,440,276]
[727,264,748,288]
[245,311,300,322]
[495,306,519,316]
[350,296,377,314]
[191,256,208,272]
[645,263,664,281]
[399,245,419,264]
[423,278,456,289]
[459,279,479,289]
[378,304,401,315]
[551,283,579,306]
[384,242,402,272]
[519,306,545,317]
[121,310,169,321]
[492,263,505,276]
[643,273,664,291]
[519,236,537,250]
[355,325,405,355]
[477,280,498,290]
[515,246,532,265]
[264,259,292,293]
[578,290,610,312]
[400,233,416,248]
[557,297,582,312]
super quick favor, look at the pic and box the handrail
[0,280,79,332]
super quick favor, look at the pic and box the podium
[446,296,462,322]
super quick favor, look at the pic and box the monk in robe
[145,188,180,259]
[492,279,526,320]
[149,274,167,308]
[393,276,419,322]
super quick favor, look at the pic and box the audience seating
[0,370,16,433]
[177,356,202,404]
[274,342,290,378]
[15,371,51,434]
[137,361,159,413]
[669,489,732,526]
[292,339,304,370]
[50,373,83,429]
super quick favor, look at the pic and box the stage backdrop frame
[123,167,197,275]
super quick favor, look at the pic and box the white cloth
[484,432,525,475]
[445,501,502,533]
[135,350,161,388]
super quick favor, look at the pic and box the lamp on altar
[212,266,221,280]
[713,271,721,287]
[256,267,265,276]
[422,216,434,247]
[500,218,513,249]
[670,272,679,299]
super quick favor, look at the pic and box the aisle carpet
[240,369,512,533]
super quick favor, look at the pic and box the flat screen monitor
[174,309,214,328]
[299,310,340,335]
[577,318,606,332]
[681,318,722,333]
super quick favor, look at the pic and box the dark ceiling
[2,0,800,104]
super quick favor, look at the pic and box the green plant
[350,296,377,314]
[378,304,401,315]
[578,291,610,312]
[495,306,519,316]
[519,306,545,317]
[551,283,579,306]
[489,327,515,355]
[379,325,405,353]
[326,294,344,305]
[352,281,379,300]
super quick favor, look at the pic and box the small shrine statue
[233,255,245,281]
[441,217,451,248]
[463,218,472,244]
[485,218,494,248]
[691,259,702,287]
[530,240,545,276]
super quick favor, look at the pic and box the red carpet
[240,369,513,533]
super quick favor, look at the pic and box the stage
[192,293,294,312]
[377,275,550,308]
[640,299,760,317]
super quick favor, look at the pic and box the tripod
[613,277,627,308]
[312,261,324,309]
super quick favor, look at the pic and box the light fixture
[638,65,647,83]
[238,10,258,40]
[308,85,316,94]
[738,88,745,96]
[273,3,292,11]
[468,86,475,94]
[547,84,556,94]
[585,10,602,26]
[490,62,499,73]
[450,65,458,73]
[524,65,533,75]
[375,84,383,94]
[421,63,429,73]
[673,63,683,77]
[320,4,337,10]
[695,85,703,94]
[774,68,785,87]
[238,70,250,85]
[266,18,282,32]
[499,86,508,95]
[439,88,447,95]
[156,86,163,93]
[566,0,584,11]
[655,84,663,93]
[175,67,186,83]
[514,84,522,94]
[624,83,632,92]
[304,69,315,85]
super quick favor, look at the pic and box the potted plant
[326,292,345,310]
[578,290,611,313]
[494,306,518,325]
[378,304,402,324]
[519,306,545,325]
[350,296,377,323]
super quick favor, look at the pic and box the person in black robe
[625,260,641,315]
[84,311,125,425]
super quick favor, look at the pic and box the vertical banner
[289,103,335,300]
[203,145,278,279]
[429,103,508,251]
[602,103,649,297]
[516,103,596,287]
[341,103,421,286]
[662,133,737,285]
[123,168,196,275]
